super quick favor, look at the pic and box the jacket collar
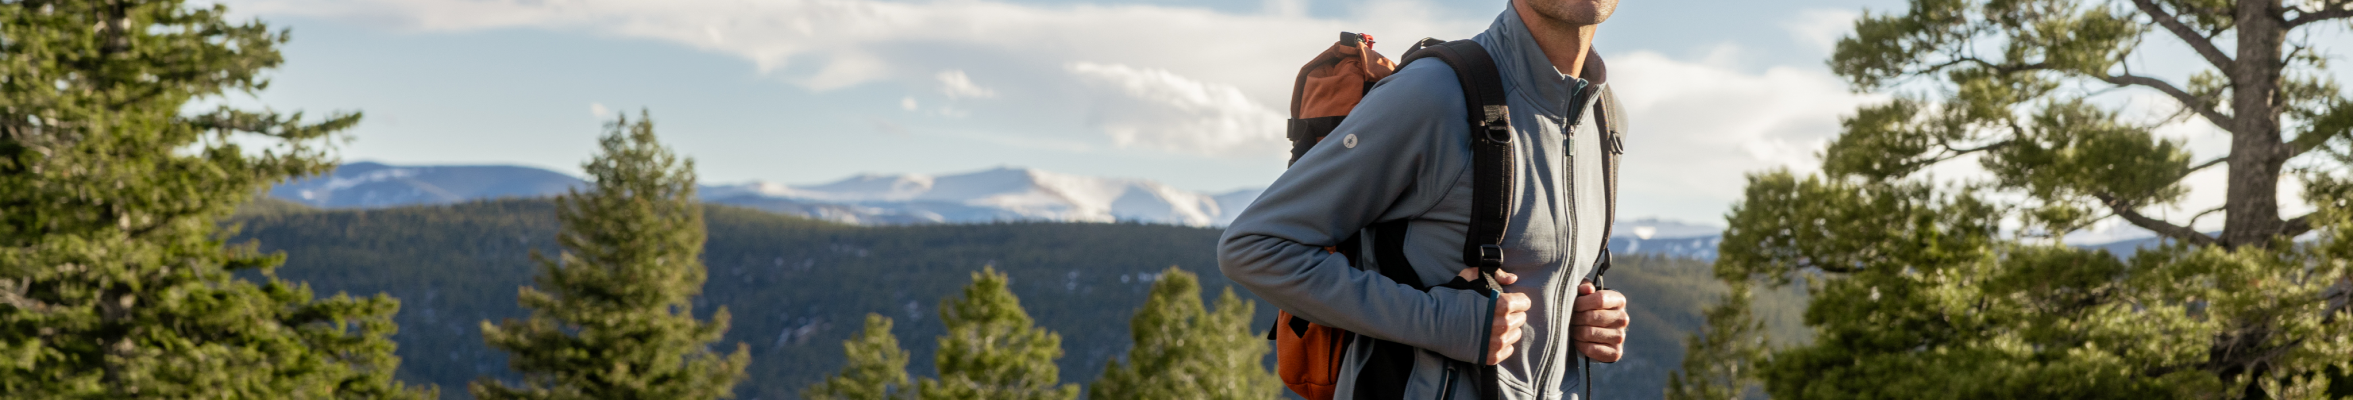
[1473,4,1604,116]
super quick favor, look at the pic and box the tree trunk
[2222,0,2289,248]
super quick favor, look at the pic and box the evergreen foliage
[472,113,750,399]
[1679,0,2353,397]
[1088,266,1280,400]
[1662,281,1766,400]
[918,267,1079,400]
[0,0,431,397]
[805,314,913,400]
[228,199,1799,400]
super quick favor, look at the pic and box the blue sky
[215,0,2331,226]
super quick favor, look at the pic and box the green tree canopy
[1089,266,1280,400]
[473,112,750,399]
[0,0,430,397]
[919,266,1079,400]
[1681,0,2353,398]
[1664,281,1768,400]
[805,314,914,400]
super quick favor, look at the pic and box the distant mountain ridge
[270,162,585,208]
[274,162,1263,227]
[702,167,1263,226]
[265,162,2191,260]
[265,162,1756,259]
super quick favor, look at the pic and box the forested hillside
[228,198,1804,400]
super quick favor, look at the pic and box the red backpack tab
[1285,32,1398,166]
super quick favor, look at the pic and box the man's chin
[1528,0,1617,26]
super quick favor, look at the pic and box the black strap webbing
[1406,41,1514,289]
[1584,84,1624,400]
[1398,38,1512,400]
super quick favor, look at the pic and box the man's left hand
[1571,282,1628,362]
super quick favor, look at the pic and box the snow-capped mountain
[270,162,583,208]
[1606,217,1726,259]
[1612,217,1721,240]
[703,167,1259,227]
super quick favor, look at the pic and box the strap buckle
[1478,105,1511,143]
[1475,244,1504,268]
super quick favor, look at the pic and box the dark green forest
[227,198,1805,400]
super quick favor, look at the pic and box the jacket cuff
[1430,287,1496,364]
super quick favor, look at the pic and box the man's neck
[1511,0,1598,78]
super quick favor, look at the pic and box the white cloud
[1785,9,1859,53]
[227,0,1483,156]
[1067,61,1287,156]
[936,70,996,99]
[226,0,1908,222]
[1606,50,1883,221]
[589,102,611,118]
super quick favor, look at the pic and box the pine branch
[2131,0,2238,74]
[2286,103,2351,158]
[2102,73,2235,129]
[2287,6,2353,28]
[2323,277,2350,325]
[2186,156,2230,174]
[2095,193,2218,246]
[2282,213,2315,238]
[0,279,53,313]
[1912,54,2234,131]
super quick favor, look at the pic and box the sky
[209,0,2346,228]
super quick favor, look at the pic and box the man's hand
[1571,282,1628,362]
[1459,268,1527,365]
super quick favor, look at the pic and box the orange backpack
[1269,33,1397,400]
[1268,32,1627,400]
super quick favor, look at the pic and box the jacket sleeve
[1218,62,1491,364]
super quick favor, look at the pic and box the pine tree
[1703,0,2353,397]
[473,112,751,399]
[918,266,1079,400]
[0,0,431,397]
[804,314,913,400]
[1663,281,1766,400]
[1089,266,1279,400]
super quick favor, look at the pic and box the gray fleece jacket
[1217,6,1612,400]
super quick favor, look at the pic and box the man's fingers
[1455,268,1521,286]
[1572,308,1628,328]
[1573,288,1626,312]
[1486,344,1516,365]
[1492,314,1524,338]
[1487,319,1522,365]
[1501,293,1532,313]
[1576,342,1623,363]
[1486,292,1531,365]
[1571,326,1625,345]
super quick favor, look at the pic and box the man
[1217,0,1630,398]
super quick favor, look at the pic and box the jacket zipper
[1532,87,1592,399]
[1438,363,1458,400]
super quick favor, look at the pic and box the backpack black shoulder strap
[1398,37,1512,400]
[1583,83,1627,400]
[1400,39,1512,291]
[1591,85,1624,274]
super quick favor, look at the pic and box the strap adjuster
[1476,244,1504,267]
[1478,105,1512,143]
